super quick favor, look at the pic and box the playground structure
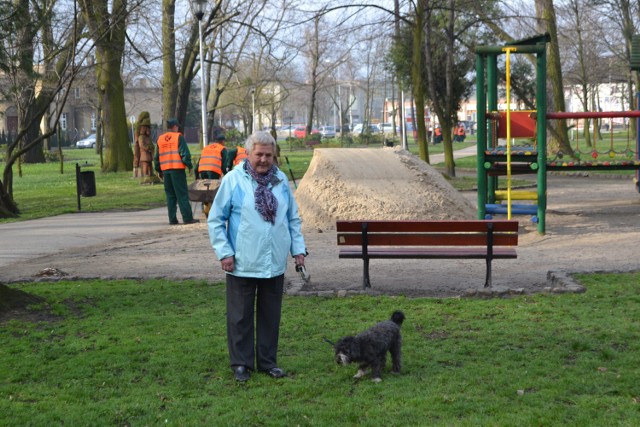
[475,35,640,234]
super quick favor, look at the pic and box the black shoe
[183,219,200,224]
[261,367,287,378]
[233,366,250,382]
[169,221,179,225]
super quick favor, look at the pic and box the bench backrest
[336,220,518,247]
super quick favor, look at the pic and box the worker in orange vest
[196,133,228,179]
[153,118,198,225]
[226,144,248,170]
[433,126,443,144]
[455,124,466,143]
[233,146,248,166]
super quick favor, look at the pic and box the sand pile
[295,147,477,230]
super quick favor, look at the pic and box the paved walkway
[0,208,169,268]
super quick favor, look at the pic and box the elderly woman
[208,131,306,382]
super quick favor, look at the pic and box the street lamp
[191,0,208,146]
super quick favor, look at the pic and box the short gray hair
[245,131,276,154]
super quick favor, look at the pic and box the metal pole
[76,163,81,211]
[197,18,208,146]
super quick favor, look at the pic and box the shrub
[225,128,244,146]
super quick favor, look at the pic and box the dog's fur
[333,311,405,382]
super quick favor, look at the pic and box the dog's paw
[372,377,382,383]
[353,369,367,379]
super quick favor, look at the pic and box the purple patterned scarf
[244,160,278,224]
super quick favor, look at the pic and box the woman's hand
[221,256,235,272]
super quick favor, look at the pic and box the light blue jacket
[208,163,306,278]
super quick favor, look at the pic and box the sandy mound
[295,147,477,230]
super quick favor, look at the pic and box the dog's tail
[391,310,405,326]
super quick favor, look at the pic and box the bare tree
[534,0,572,157]
[557,0,608,147]
[77,0,138,172]
[594,0,639,137]
[0,0,85,217]
[302,15,323,136]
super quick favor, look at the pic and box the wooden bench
[336,220,519,289]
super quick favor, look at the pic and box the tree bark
[306,16,321,137]
[162,0,178,126]
[536,0,572,157]
[79,0,133,172]
[412,0,429,162]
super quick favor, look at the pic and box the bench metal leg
[484,258,492,288]
[363,258,371,289]
[485,222,494,288]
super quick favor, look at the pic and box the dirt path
[1,148,639,298]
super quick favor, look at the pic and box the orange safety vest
[199,143,225,176]
[233,147,248,166]
[456,126,465,136]
[434,127,442,136]
[157,132,186,171]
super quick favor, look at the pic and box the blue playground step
[485,203,538,215]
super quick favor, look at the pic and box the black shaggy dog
[334,310,405,382]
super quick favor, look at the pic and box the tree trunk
[79,0,133,172]
[618,0,636,138]
[98,55,133,172]
[412,0,429,162]
[441,0,456,178]
[306,17,321,136]
[0,174,19,217]
[536,0,572,157]
[162,0,178,125]
[19,102,45,165]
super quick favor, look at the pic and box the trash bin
[79,171,96,197]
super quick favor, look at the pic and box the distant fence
[0,125,204,150]
[0,130,79,148]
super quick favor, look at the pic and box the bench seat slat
[339,247,517,259]
[337,233,518,246]
[336,220,519,233]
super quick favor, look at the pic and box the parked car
[277,125,298,138]
[377,123,398,133]
[293,126,320,139]
[318,126,336,138]
[76,134,97,149]
[351,123,380,134]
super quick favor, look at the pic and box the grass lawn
[1,141,477,223]
[1,273,640,425]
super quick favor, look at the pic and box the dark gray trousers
[226,274,284,371]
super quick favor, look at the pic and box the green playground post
[536,48,547,234]
[476,53,487,219]
[487,54,498,205]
